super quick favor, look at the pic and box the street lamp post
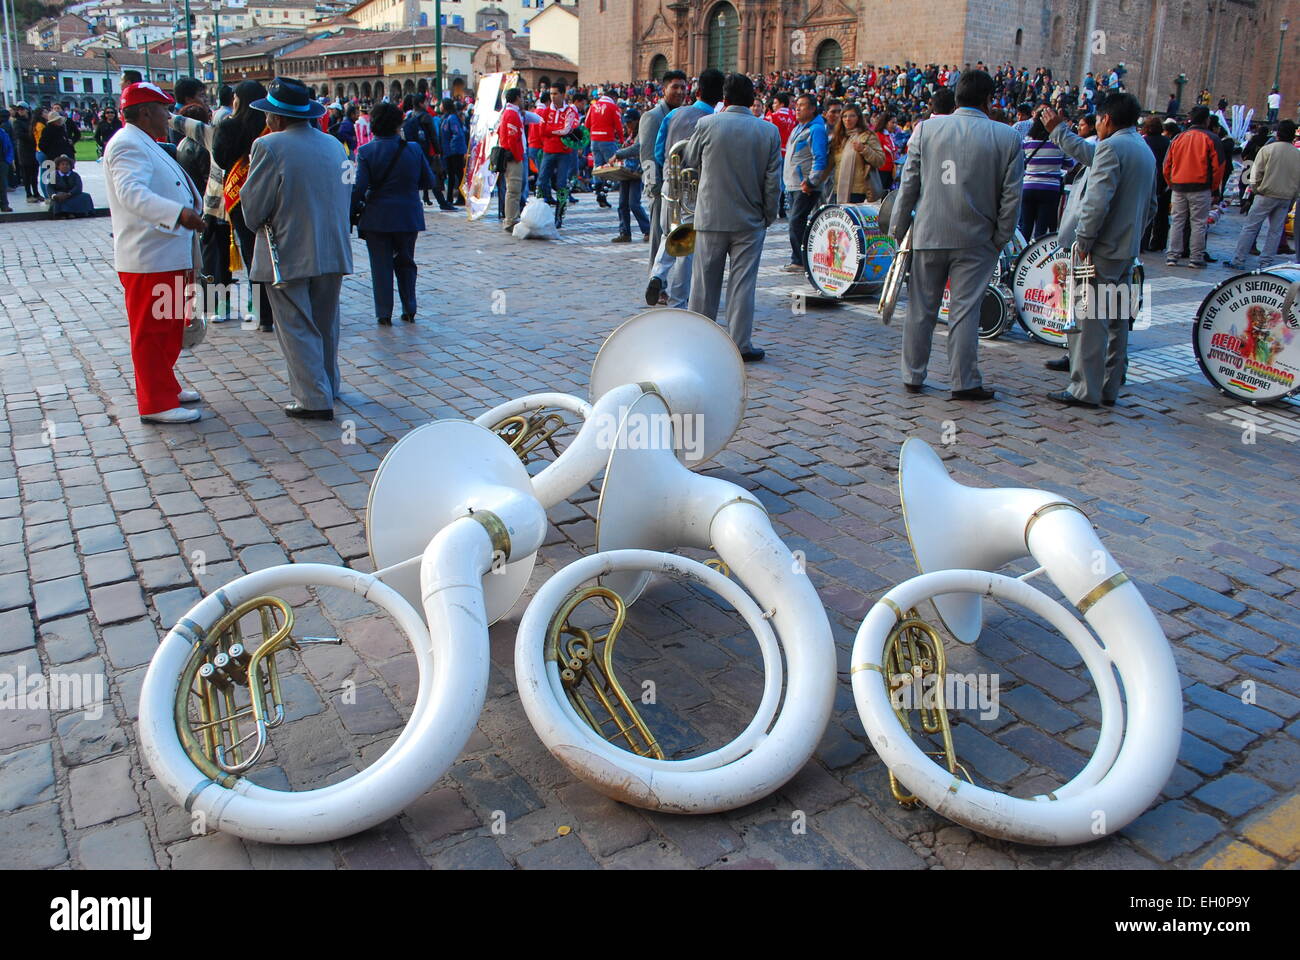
[183,0,195,77]
[1275,18,1290,91]
[434,0,443,102]
[214,2,222,90]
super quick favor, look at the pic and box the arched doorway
[706,2,738,72]
[649,53,668,80]
[403,79,415,94]
[815,39,842,70]
[417,78,428,95]
[390,80,402,101]
[346,82,358,98]
[361,81,372,99]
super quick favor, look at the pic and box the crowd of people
[40,51,1300,429]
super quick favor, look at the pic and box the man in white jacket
[104,82,205,424]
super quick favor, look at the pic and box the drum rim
[1010,231,1069,348]
[803,201,892,299]
[1190,267,1300,406]
[977,285,1011,339]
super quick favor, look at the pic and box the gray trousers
[503,158,524,229]
[1168,189,1211,263]
[647,188,663,277]
[266,274,343,410]
[1234,194,1290,266]
[687,227,765,353]
[1064,266,1131,405]
[903,246,998,391]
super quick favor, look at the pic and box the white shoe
[178,388,201,403]
[142,407,201,424]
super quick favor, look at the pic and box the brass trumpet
[264,224,286,288]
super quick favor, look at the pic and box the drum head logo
[1012,234,1071,345]
[1195,272,1300,402]
[806,206,895,297]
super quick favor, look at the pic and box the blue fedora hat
[251,77,327,120]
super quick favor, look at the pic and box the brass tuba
[662,139,697,257]
[877,226,911,325]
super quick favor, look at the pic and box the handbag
[351,140,408,229]
[489,145,512,173]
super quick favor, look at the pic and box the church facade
[579,0,1289,115]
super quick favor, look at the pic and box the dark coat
[351,136,435,234]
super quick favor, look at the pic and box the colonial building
[470,32,577,88]
[579,0,1280,112]
[346,0,575,35]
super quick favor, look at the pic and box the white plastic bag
[513,197,558,240]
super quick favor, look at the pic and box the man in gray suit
[683,73,781,362]
[639,70,688,281]
[242,78,354,420]
[889,70,1024,401]
[1038,93,1156,408]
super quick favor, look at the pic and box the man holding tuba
[1037,94,1155,408]
[683,73,781,363]
[889,70,1024,401]
[646,69,725,308]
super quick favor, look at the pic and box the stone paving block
[431,835,512,870]
[33,575,89,622]
[0,571,33,612]
[138,556,193,592]
[516,833,600,870]
[154,587,203,629]
[0,607,35,654]
[0,801,69,869]
[83,549,136,588]
[1197,839,1279,870]
[91,581,148,626]
[737,817,857,869]
[246,842,338,870]
[1240,795,1300,860]
[0,741,56,811]
[168,832,254,870]
[333,683,402,736]
[1192,773,1276,819]
[1183,708,1257,753]
[450,754,544,823]
[56,708,129,766]
[69,754,139,828]
[1238,738,1300,791]
[1122,799,1223,861]
[557,782,652,858]
[645,810,744,868]
[335,818,427,870]
[402,787,481,844]
[78,819,158,870]
[29,545,80,583]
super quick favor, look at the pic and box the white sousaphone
[472,307,745,508]
[850,438,1182,845]
[138,420,548,844]
[514,391,837,813]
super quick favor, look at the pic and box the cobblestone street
[0,195,1297,871]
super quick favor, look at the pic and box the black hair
[796,92,819,113]
[505,87,520,104]
[1097,92,1140,129]
[174,76,204,105]
[1277,120,1297,142]
[123,103,146,122]
[775,91,790,107]
[219,84,234,107]
[930,88,956,115]
[370,100,403,137]
[122,70,143,85]
[954,70,994,108]
[662,70,688,85]
[723,72,755,107]
[1189,105,1210,126]
[697,68,725,105]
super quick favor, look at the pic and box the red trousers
[119,270,192,415]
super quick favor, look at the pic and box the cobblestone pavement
[1,193,1297,871]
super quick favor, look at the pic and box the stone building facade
[579,0,1284,114]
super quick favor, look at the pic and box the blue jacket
[438,113,467,156]
[783,114,828,190]
[351,136,436,234]
[0,127,12,166]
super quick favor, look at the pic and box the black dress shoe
[400,312,415,323]
[377,316,392,326]
[1044,355,1070,371]
[904,382,925,394]
[951,386,996,401]
[741,348,766,362]
[284,402,334,420]
[1047,390,1098,408]
[645,276,663,306]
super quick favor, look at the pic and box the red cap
[120,81,175,112]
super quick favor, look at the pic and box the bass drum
[1193,264,1300,404]
[939,282,1013,339]
[1011,232,1070,346]
[804,202,898,298]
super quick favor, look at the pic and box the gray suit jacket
[1052,124,1157,278]
[639,99,671,195]
[241,123,354,284]
[890,107,1024,250]
[683,105,782,233]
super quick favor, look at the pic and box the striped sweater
[1020,136,1072,191]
